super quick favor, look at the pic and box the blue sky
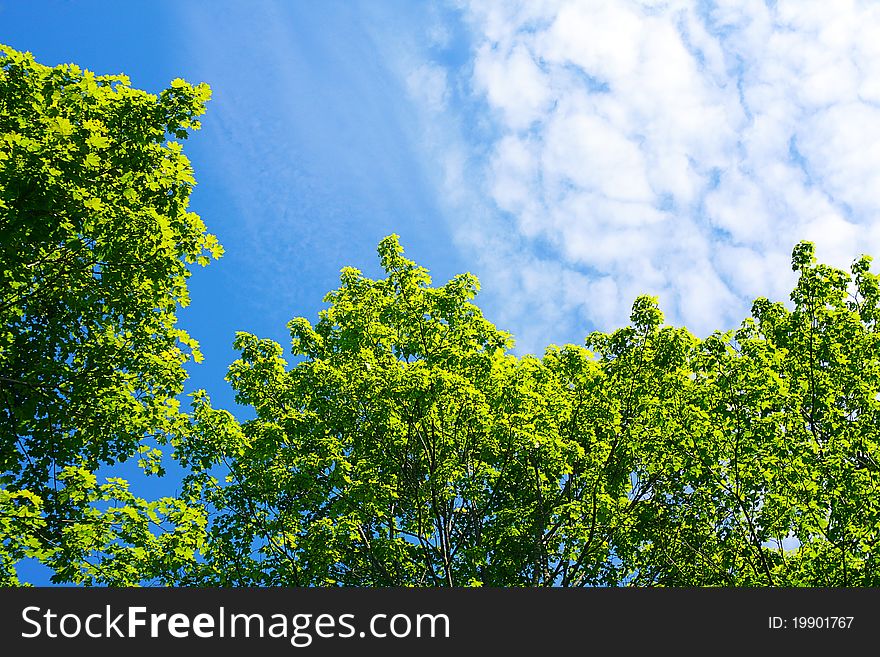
[2,0,476,412]
[5,0,880,583]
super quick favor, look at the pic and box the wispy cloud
[180,1,457,336]
[404,0,880,353]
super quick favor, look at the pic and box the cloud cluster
[411,0,880,352]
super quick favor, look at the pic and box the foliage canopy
[0,44,218,584]
[178,237,880,587]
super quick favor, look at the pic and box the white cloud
[473,42,552,130]
[406,63,450,114]
[543,112,655,204]
[404,0,880,352]
[799,103,880,218]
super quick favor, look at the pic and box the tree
[181,238,880,587]
[182,235,636,586]
[0,44,219,584]
[577,243,880,586]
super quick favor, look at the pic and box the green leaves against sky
[2,44,880,587]
[0,44,217,584]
